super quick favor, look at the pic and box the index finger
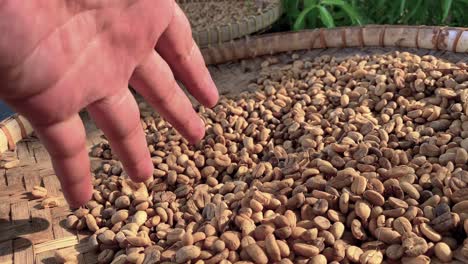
[156,3,218,108]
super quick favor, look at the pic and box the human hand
[0,0,218,207]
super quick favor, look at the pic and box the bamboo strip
[33,236,78,254]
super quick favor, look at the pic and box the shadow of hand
[0,217,50,256]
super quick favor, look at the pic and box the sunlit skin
[0,0,219,207]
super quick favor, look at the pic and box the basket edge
[201,25,468,64]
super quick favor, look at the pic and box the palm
[0,0,218,207]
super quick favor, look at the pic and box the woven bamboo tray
[178,0,283,47]
[0,25,467,264]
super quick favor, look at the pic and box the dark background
[0,101,13,120]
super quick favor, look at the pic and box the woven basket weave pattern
[178,0,283,47]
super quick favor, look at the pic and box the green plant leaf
[339,2,362,24]
[306,7,319,28]
[283,0,300,17]
[320,0,363,25]
[332,10,347,20]
[402,0,423,24]
[318,5,335,28]
[279,0,466,31]
[293,4,318,30]
[399,0,407,16]
[318,0,344,5]
[283,0,299,12]
[283,0,301,27]
[441,0,453,22]
[304,0,318,7]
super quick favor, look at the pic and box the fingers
[130,51,205,144]
[156,3,218,108]
[87,89,153,183]
[32,114,92,208]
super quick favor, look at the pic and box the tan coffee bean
[363,190,385,206]
[111,210,129,225]
[132,211,148,226]
[275,239,290,258]
[359,250,383,264]
[385,166,415,178]
[374,227,401,244]
[293,243,319,257]
[340,94,350,107]
[298,228,317,242]
[73,207,89,218]
[85,214,99,232]
[400,182,420,200]
[97,249,115,264]
[98,230,116,245]
[41,197,60,208]
[420,223,442,242]
[312,216,331,230]
[127,232,151,247]
[387,197,408,209]
[326,209,345,223]
[126,252,144,264]
[330,222,345,240]
[108,254,126,264]
[402,234,429,257]
[55,249,78,262]
[453,201,468,214]
[309,254,327,264]
[66,215,79,229]
[346,245,363,262]
[431,212,460,232]
[175,245,201,263]
[218,232,240,251]
[182,232,194,246]
[212,124,223,136]
[75,217,86,231]
[351,219,367,240]
[31,186,48,199]
[91,205,104,218]
[245,243,268,264]
[339,193,350,214]
[351,175,367,195]
[393,217,412,236]
[333,240,346,260]
[401,255,430,264]
[386,244,404,260]
[253,224,275,240]
[274,228,292,241]
[155,207,168,223]
[464,219,468,235]
[265,234,281,262]
[284,210,297,228]
[434,242,452,262]
[115,196,130,209]
[274,215,290,228]
[1,158,20,169]
[382,208,405,218]
[212,239,226,253]
[355,200,371,221]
